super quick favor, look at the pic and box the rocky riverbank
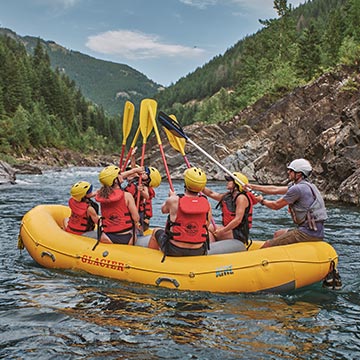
[0,148,119,185]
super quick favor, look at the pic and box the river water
[1,167,359,359]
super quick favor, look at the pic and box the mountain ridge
[0,27,162,116]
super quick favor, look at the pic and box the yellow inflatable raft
[19,204,339,293]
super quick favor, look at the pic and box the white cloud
[35,0,80,9]
[86,30,206,60]
[179,0,217,9]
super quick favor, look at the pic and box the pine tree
[322,8,345,66]
[8,105,31,153]
[296,23,321,80]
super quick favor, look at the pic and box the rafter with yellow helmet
[158,111,257,196]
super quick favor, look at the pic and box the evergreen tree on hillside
[322,8,346,66]
[296,22,321,80]
[347,0,360,41]
[0,35,119,157]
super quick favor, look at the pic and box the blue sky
[1,0,304,86]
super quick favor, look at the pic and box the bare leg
[273,229,288,238]
[62,217,69,230]
[260,240,271,248]
[208,223,216,242]
[100,233,113,244]
[148,228,161,249]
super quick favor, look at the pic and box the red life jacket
[168,194,210,244]
[125,181,137,197]
[220,191,253,242]
[144,187,155,218]
[95,189,133,233]
[125,179,148,213]
[66,198,95,234]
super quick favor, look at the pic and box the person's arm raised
[248,183,288,195]
[202,187,223,201]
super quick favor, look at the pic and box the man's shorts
[266,229,323,247]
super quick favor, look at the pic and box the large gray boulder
[0,161,16,185]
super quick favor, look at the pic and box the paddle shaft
[119,146,126,169]
[148,105,175,192]
[136,143,146,209]
[121,126,141,172]
[186,137,247,186]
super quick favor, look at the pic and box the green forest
[1,0,359,161]
[0,37,122,161]
[155,0,360,125]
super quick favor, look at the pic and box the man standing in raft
[202,172,256,246]
[148,167,212,257]
[249,158,327,248]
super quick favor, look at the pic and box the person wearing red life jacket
[140,166,162,231]
[124,165,162,232]
[148,167,212,257]
[202,172,257,246]
[64,181,100,238]
[95,165,143,245]
[124,168,150,225]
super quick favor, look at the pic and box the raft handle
[41,251,56,262]
[155,277,180,288]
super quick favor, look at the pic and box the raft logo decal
[185,222,199,235]
[216,265,234,277]
[81,254,124,271]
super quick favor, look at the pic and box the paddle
[158,111,256,194]
[137,99,156,208]
[163,115,191,168]
[121,125,141,172]
[119,101,135,168]
[147,106,175,192]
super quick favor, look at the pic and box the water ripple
[1,168,360,359]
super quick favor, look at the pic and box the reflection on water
[1,167,360,359]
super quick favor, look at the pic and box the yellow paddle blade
[164,115,186,155]
[139,99,157,143]
[122,101,135,145]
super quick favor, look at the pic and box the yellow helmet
[225,172,248,192]
[70,181,93,201]
[99,165,120,187]
[146,166,162,188]
[184,167,207,192]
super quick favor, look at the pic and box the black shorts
[154,229,206,257]
[106,231,132,244]
[232,228,248,245]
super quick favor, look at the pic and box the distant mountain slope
[0,28,162,115]
[155,0,351,124]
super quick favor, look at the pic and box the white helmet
[287,159,312,177]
